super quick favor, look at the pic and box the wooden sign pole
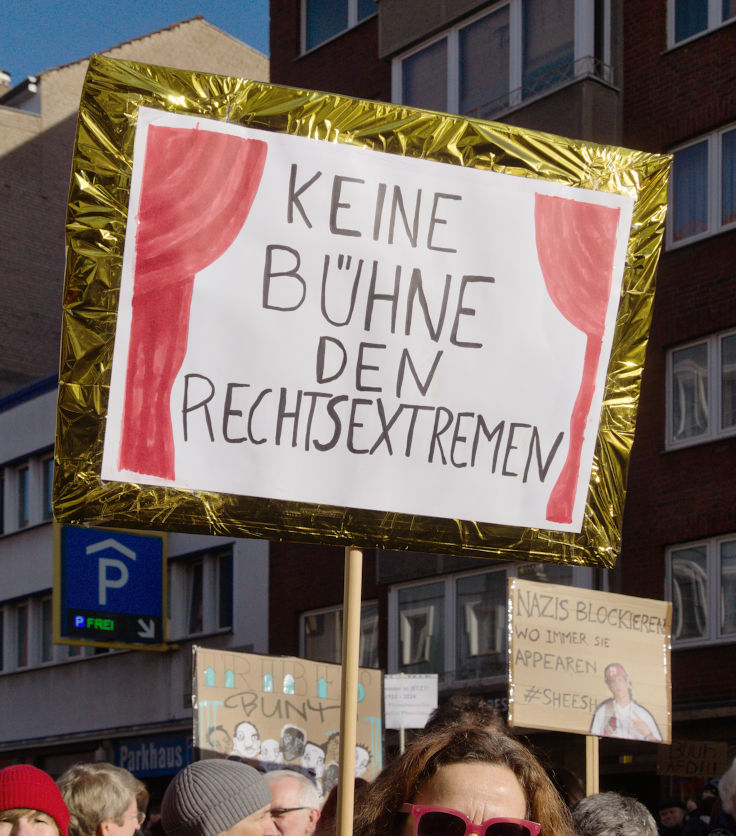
[586,734,599,796]
[336,546,363,836]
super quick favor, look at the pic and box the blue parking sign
[57,526,166,647]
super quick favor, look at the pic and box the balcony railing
[464,55,615,122]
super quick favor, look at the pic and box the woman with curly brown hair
[352,726,575,836]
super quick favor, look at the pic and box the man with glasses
[264,772,319,836]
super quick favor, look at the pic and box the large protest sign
[54,55,671,566]
[193,647,382,797]
[508,579,672,743]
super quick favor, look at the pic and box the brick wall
[620,2,736,708]
[268,541,381,661]
[623,4,736,152]
[269,1,390,101]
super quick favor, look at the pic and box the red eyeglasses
[400,804,541,836]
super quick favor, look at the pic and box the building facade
[0,17,270,797]
[620,0,736,794]
[268,0,736,801]
[0,16,268,395]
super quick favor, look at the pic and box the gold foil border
[54,55,672,568]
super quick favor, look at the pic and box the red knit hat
[0,765,70,836]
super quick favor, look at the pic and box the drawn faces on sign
[355,745,370,778]
[301,742,325,781]
[259,738,283,770]
[605,664,632,704]
[231,721,260,759]
[322,762,339,796]
[280,725,306,762]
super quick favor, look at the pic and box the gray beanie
[162,760,272,836]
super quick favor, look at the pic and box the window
[301,602,379,667]
[0,593,106,673]
[666,329,736,448]
[217,551,233,630]
[667,535,736,645]
[187,560,204,635]
[17,465,29,528]
[399,583,444,672]
[16,602,28,668]
[456,571,507,680]
[40,596,53,663]
[171,546,234,639]
[522,0,575,95]
[668,0,736,47]
[668,124,736,246]
[393,0,610,120]
[42,457,54,521]
[0,451,55,533]
[389,562,588,681]
[302,0,377,52]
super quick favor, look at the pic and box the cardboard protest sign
[509,579,672,742]
[54,55,671,566]
[657,740,728,777]
[384,674,438,730]
[193,647,382,797]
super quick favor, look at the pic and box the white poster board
[384,673,438,730]
[102,106,634,534]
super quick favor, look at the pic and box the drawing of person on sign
[590,663,662,741]
[259,738,283,771]
[280,724,306,762]
[230,720,261,759]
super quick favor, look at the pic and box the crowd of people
[1,695,734,836]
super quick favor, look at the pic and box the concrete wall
[0,17,268,394]
[0,386,270,750]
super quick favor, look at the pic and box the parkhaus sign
[115,734,192,777]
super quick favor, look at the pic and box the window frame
[39,595,53,663]
[16,464,30,529]
[667,0,736,49]
[300,0,378,54]
[41,455,54,522]
[666,534,736,647]
[665,328,736,449]
[169,546,235,640]
[667,123,736,249]
[15,601,29,669]
[388,562,594,682]
[299,601,380,668]
[0,592,112,674]
[0,449,56,535]
[391,0,609,120]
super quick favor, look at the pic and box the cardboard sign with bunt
[193,647,382,799]
[53,55,671,567]
[509,578,672,743]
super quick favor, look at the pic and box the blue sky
[0,0,269,85]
